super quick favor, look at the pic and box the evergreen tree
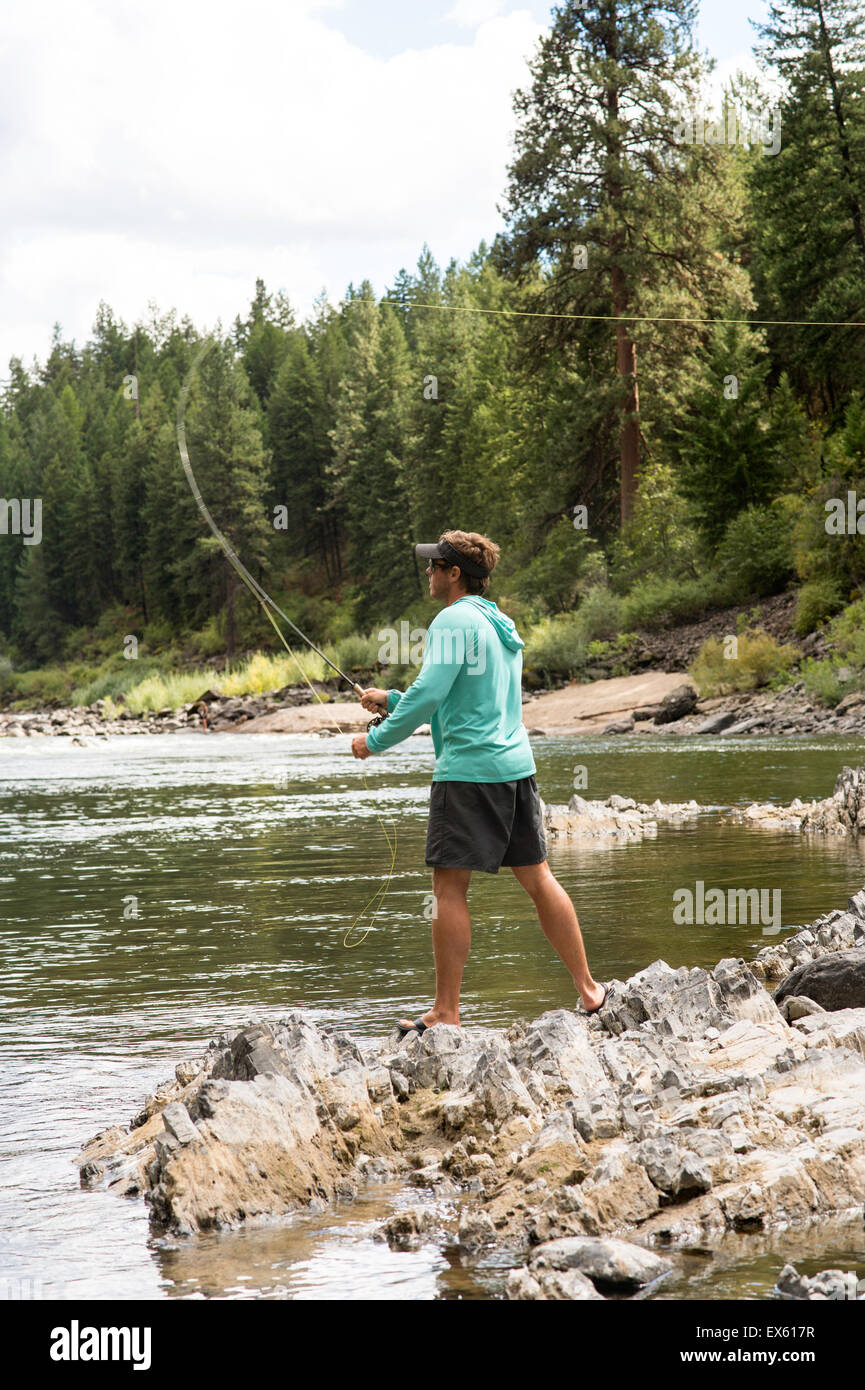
[329,287,416,623]
[749,0,865,412]
[495,0,749,524]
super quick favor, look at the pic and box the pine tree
[329,287,416,623]
[495,0,750,525]
[749,0,865,412]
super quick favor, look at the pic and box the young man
[350,529,608,1035]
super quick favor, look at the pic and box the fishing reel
[367,710,388,731]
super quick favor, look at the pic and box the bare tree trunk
[605,1,641,526]
[612,266,641,525]
[225,563,235,660]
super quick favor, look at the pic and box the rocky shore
[3,675,863,741]
[0,683,364,740]
[587,680,865,739]
[78,894,865,1300]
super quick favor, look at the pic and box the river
[2,730,864,1299]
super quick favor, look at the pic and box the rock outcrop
[78,885,865,1298]
[542,794,702,842]
[729,766,865,835]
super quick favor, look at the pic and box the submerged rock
[774,1263,864,1300]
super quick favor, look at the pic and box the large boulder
[653,682,698,725]
[774,947,865,1012]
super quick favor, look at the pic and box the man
[350,529,608,1035]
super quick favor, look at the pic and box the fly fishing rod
[176,337,387,728]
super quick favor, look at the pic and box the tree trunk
[604,1,641,526]
[225,563,235,660]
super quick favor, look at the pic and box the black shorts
[425,774,548,875]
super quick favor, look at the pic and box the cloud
[446,0,509,27]
[0,0,544,371]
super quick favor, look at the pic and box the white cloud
[446,0,509,27]
[0,0,544,371]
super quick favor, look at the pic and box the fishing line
[176,336,397,949]
[368,298,865,330]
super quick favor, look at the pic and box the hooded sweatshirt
[364,596,536,782]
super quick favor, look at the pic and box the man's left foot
[579,983,609,1015]
[395,1010,458,1035]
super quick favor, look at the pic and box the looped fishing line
[176,336,397,949]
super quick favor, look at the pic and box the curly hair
[440,529,501,596]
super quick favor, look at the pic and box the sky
[0,0,771,374]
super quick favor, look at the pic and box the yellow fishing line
[258,600,397,950]
[177,337,397,952]
[371,298,865,329]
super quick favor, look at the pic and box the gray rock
[778,995,826,1022]
[774,1262,862,1301]
[653,683,698,725]
[720,717,764,736]
[774,947,865,1011]
[602,718,635,735]
[457,1210,496,1248]
[374,1207,438,1250]
[529,1235,672,1290]
[693,711,738,734]
[160,1103,199,1146]
[506,1265,605,1300]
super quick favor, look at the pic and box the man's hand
[351,734,372,760]
[357,687,388,713]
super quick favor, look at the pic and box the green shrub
[793,578,845,636]
[0,657,13,697]
[798,658,846,707]
[576,586,625,642]
[333,631,381,672]
[523,614,587,679]
[689,627,799,696]
[608,458,702,589]
[715,503,795,599]
[9,666,75,707]
[71,662,160,707]
[621,572,735,631]
[188,616,226,658]
[821,598,865,667]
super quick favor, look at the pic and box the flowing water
[2,730,865,1300]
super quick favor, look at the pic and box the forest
[0,0,863,711]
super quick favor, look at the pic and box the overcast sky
[0,0,770,373]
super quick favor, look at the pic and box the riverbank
[78,891,865,1300]
[3,669,864,740]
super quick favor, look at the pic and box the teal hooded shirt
[364,596,536,783]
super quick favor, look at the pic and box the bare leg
[511,860,605,1010]
[398,867,471,1029]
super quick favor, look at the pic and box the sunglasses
[425,560,451,572]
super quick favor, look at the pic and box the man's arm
[365,639,462,753]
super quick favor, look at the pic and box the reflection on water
[2,731,865,1299]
